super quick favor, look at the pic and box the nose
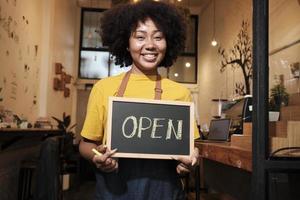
[144,38,155,50]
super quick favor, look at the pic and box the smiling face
[128,18,167,75]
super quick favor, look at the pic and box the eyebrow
[134,30,163,34]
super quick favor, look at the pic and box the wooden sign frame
[106,96,194,159]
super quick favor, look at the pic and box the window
[159,15,198,83]
[78,8,127,80]
[78,8,198,84]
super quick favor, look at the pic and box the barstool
[18,159,37,200]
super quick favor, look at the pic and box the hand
[92,145,118,173]
[174,147,199,175]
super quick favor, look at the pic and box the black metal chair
[18,159,37,200]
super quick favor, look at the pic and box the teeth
[143,54,156,59]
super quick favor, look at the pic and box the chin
[140,64,158,71]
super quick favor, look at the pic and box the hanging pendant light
[211,0,218,47]
[87,0,93,41]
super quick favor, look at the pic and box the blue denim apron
[94,72,184,199]
[94,159,185,200]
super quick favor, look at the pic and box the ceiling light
[211,0,218,47]
[211,39,218,46]
[174,73,179,77]
[185,62,191,68]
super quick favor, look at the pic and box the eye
[154,36,162,41]
[135,35,145,41]
[153,33,164,41]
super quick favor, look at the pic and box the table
[0,128,63,150]
[195,141,252,200]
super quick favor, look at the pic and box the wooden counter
[195,140,252,200]
[195,140,252,172]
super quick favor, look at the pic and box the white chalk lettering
[121,116,183,140]
[122,116,137,138]
[137,117,152,138]
[166,119,183,140]
[151,118,165,138]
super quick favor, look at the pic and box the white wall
[269,0,300,94]
[0,0,78,125]
[0,0,43,122]
[197,0,253,125]
[47,0,78,124]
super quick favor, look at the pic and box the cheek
[129,43,143,53]
[159,41,167,53]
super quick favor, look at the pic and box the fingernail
[171,156,178,161]
[110,148,118,154]
[192,158,197,166]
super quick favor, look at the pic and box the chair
[18,160,37,200]
[17,135,80,200]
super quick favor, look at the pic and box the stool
[18,160,37,200]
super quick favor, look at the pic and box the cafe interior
[0,0,299,199]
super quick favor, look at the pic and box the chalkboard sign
[106,97,194,159]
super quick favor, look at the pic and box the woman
[79,1,199,199]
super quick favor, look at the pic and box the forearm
[79,138,99,161]
[79,138,118,172]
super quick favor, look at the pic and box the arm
[79,138,99,161]
[79,138,118,172]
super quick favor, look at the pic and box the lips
[141,53,158,62]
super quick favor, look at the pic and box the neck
[131,65,158,75]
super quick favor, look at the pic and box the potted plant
[52,112,76,157]
[268,84,289,121]
[52,113,77,189]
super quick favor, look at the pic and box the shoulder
[163,78,190,92]
[94,73,124,88]
[92,73,125,93]
[162,78,191,101]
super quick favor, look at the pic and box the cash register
[222,95,252,135]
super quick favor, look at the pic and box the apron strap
[116,70,162,100]
[154,74,162,100]
[116,70,131,97]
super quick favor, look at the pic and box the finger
[192,148,200,166]
[176,156,192,166]
[179,163,190,170]
[171,156,178,161]
[176,164,190,175]
[97,148,117,163]
[105,148,118,157]
[104,158,112,166]
[114,160,119,171]
[93,155,105,167]
[104,159,118,172]
[96,145,107,154]
[101,159,118,172]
